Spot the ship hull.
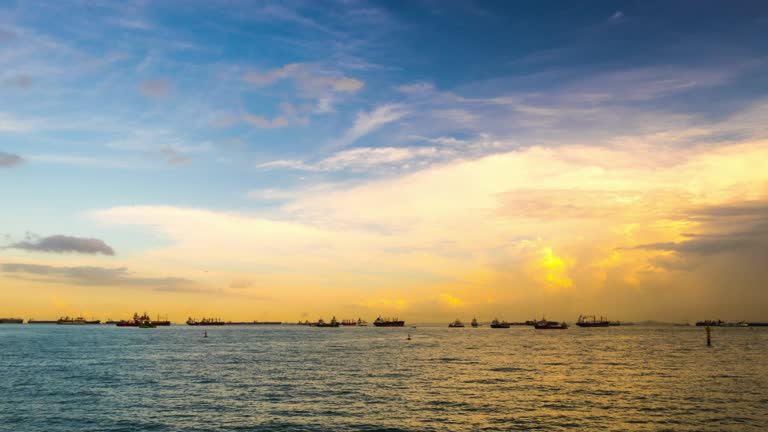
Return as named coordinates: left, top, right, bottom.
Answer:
left=534, top=325, right=568, bottom=330
left=576, top=322, right=610, bottom=327
left=373, top=322, right=405, bottom=327
left=0, top=319, right=23, bottom=324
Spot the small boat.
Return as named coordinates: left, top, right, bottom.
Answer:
left=534, top=317, right=568, bottom=330
left=448, top=319, right=465, bottom=328
left=315, top=316, right=340, bottom=328
left=471, top=318, right=478, bottom=328
left=490, top=319, right=510, bottom=329
left=357, top=318, right=368, bottom=326
left=373, top=316, right=405, bottom=327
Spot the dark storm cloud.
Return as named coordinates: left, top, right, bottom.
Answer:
left=0, top=152, right=23, bottom=167
left=8, top=234, right=115, bottom=255
left=624, top=201, right=768, bottom=259
left=0, top=263, right=193, bottom=290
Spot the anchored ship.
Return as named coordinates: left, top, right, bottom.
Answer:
left=490, top=318, right=510, bottom=329
left=314, top=317, right=340, bottom=327
left=187, top=317, right=225, bottom=326
left=448, top=319, right=465, bottom=328
left=534, top=317, right=568, bottom=330
left=373, top=316, right=405, bottom=327
left=117, top=313, right=169, bottom=327
left=0, top=318, right=23, bottom=324
left=576, top=315, right=611, bottom=327
left=57, top=316, right=100, bottom=325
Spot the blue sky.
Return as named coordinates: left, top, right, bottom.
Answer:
left=2, top=1, right=768, bottom=320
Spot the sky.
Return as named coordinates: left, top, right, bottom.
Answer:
left=1, top=0, right=768, bottom=323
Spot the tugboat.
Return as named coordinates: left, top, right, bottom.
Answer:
left=139, top=320, right=156, bottom=328
left=490, top=318, right=511, bottom=329
left=534, top=317, right=568, bottom=330
left=576, top=315, right=611, bottom=327
left=471, top=318, right=479, bottom=328
left=373, top=316, right=405, bottom=327
left=0, top=318, right=23, bottom=324
left=448, top=319, right=465, bottom=328
left=315, top=316, right=340, bottom=327
left=57, top=316, right=100, bottom=325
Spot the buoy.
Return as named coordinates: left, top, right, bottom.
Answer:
left=407, top=333, right=411, bottom=340
left=204, top=330, right=208, bottom=338
left=706, top=325, right=711, bottom=346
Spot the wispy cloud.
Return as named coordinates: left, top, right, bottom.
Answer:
left=259, top=146, right=446, bottom=173
left=0, top=151, right=23, bottom=167
left=5, top=234, right=115, bottom=255
left=1, top=263, right=192, bottom=290
left=140, top=79, right=172, bottom=99
left=331, top=104, right=408, bottom=149
left=608, top=11, right=626, bottom=23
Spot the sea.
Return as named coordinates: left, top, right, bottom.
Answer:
left=1, top=324, right=767, bottom=431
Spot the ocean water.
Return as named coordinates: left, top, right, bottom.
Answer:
left=1, top=325, right=767, bottom=431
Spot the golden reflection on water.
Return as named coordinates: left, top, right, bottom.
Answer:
left=0, top=325, right=766, bottom=430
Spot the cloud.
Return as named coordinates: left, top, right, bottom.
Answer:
left=160, top=147, right=191, bottom=166
left=0, top=113, right=31, bottom=132
left=244, top=63, right=364, bottom=93
left=397, top=82, right=435, bottom=94
left=258, top=146, right=447, bottom=172
left=140, top=79, right=172, bottom=99
left=626, top=202, right=768, bottom=256
left=6, top=75, right=33, bottom=89
left=0, top=28, right=16, bottom=42
left=1, top=263, right=192, bottom=290
left=331, top=104, right=408, bottom=148
left=0, top=152, right=23, bottom=167
left=608, top=11, right=625, bottom=23
left=243, top=63, right=364, bottom=115
left=332, top=77, right=365, bottom=92
left=246, top=188, right=298, bottom=201
left=7, top=234, right=115, bottom=255
left=243, top=113, right=289, bottom=128
left=243, top=63, right=304, bottom=86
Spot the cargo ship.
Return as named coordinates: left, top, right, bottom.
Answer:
left=57, top=316, right=100, bottom=325
left=314, top=317, right=340, bottom=327
left=576, top=315, right=611, bottom=327
left=187, top=317, right=225, bottom=326
left=534, top=318, right=568, bottom=330
left=373, top=316, right=405, bottom=327
left=28, top=319, right=58, bottom=324
left=490, top=318, right=510, bottom=328
left=0, top=318, right=23, bottom=324
left=117, top=313, right=169, bottom=327
left=448, top=319, right=465, bottom=328
left=341, top=319, right=358, bottom=326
